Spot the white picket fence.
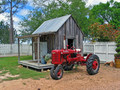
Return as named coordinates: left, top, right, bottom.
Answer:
left=0, top=44, right=32, bottom=57
left=83, top=42, right=116, bottom=63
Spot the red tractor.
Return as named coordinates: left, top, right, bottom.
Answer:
left=50, top=45, right=100, bottom=80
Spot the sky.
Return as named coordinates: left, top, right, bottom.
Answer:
left=0, top=0, right=120, bottom=34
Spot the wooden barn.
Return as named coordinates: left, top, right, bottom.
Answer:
left=17, top=14, right=84, bottom=70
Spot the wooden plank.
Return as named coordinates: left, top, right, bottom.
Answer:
left=66, top=18, right=69, bottom=36
left=17, top=34, right=40, bottom=39
left=19, top=60, right=53, bottom=69
left=32, top=37, right=33, bottom=60
left=18, top=38, right=20, bottom=63
left=70, top=17, right=73, bottom=36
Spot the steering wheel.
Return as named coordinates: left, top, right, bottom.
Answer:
left=70, top=46, right=76, bottom=50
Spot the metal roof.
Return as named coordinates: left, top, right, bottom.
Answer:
left=32, top=14, right=71, bottom=35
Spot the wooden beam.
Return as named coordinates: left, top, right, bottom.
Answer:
left=17, top=32, right=56, bottom=39
left=32, top=37, right=34, bottom=60
left=17, top=34, right=40, bottom=39
left=37, top=36, right=40, bottom=65
left=18, top=38, right=20, bottom=63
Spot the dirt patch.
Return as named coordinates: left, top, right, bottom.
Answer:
left=0, top=72, right=19, bottom=80
left=0, top=64, right=120, bottom=90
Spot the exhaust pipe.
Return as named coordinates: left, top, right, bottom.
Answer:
left=64, top=36, right=66, bottom=49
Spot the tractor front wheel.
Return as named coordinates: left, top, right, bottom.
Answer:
left=50, top=65, right=56, bottom=79
left=86, top=54, right=100, bottom=75
left=54, top=65, right=63, bottom=80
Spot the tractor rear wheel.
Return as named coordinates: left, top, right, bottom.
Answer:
left=54, top=65, right=63, bottom=80
left=63, top=64, right=74, bottom=71
left=50, top=65, right=56, bottom=79
left=86, top=54, right=100, bottom=75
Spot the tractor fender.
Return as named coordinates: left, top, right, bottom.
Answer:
left=86, top=53, right=93, bottom=61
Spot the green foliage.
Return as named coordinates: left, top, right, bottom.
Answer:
left=89, top=0, right=120, bottom=28
left=0, top=0, right=28, bottom=43
left=89, top=2, right=111, bottom=24
left=0, top=21, right=10, bottom=44
left=20, top=0, right=90, bottom=37
left=0, top=56, right=48, bottom=81
left=115, top=35, right=120, bottom=58
left=116, top=47, right=120, bottom=52
left=0, top=0, right=27, bottom=14
left=89, top=0, right=120, bottom=41
left=19, top=9, right=45, bottom=36
left=116, top=43, right=120, bottom=47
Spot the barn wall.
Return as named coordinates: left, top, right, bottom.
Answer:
left=47, top=34, right=55, bottom=53
left=55, top=16, right=83, bottom=54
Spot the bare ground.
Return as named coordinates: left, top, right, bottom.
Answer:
left=0, top=64, right=120, bottom=90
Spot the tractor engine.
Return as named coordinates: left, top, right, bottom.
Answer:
left=52, top=50, right=62, bottom=64
left=51, top=48, right=81, bottom=65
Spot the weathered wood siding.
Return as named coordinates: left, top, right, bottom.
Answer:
left=55, top=16, right=83, bottom=54
left=38, top=34, right=55, bottom=53
left=47, top=34, right=55, bottom=53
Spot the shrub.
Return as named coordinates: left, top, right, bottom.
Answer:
left=89, top=23, right=120, bottom=41
left=115, top=35, right=120, bottom=58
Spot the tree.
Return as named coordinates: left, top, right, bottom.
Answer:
left=110, top=1, right=120, bottom=28
left=20, top=9, right=45, bottom=36
left=20, top=0, right=90, bottom=36
left=44, top=0, right=90, bottom=35
left=89, top=0, right=120, bottom=28
left=0, top=21, right=10, bottom=44
left=0, top=0, right=27, bottom=44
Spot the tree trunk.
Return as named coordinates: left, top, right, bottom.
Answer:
left=10, top=0, right=14, bottom=44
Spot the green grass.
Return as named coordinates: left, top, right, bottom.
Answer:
left=0, top=56, right=49, bottom=81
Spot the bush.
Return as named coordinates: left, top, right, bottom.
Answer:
left=115, top=35, right=120, bottom=58
left=89, top=23, right=120, bottom=41
left=116, top=43, right=120, bottom=47
left=115, top=47, right=120, bottom=52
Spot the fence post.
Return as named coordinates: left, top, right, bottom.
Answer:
left=106, top=44, right=108, bottom=61
left=93, top=44, right=95, bottom=54
left=18, top=38, right=20, bottom=63
left=10, top=44, right=13, bottom=55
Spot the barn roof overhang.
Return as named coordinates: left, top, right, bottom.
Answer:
left=17, top=34, right=40, bottom=39
left=17, top=31, right=56, bottom=39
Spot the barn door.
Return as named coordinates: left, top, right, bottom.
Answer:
left=67, top=38, right=76, bottom=49
left=68, top=39, right=73, bottom=49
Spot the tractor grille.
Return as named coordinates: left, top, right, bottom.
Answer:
left=52, top=53, right=59, bottom=62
